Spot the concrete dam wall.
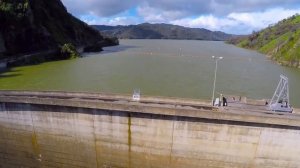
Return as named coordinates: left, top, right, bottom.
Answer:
left=0, top=91, right=300, bottom=168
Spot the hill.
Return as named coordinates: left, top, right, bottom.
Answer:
left=0, top=0, right=118, bottom=61
left=228, top=14, right=300, bottom=68
left=93, top=23, right=234, bottom=41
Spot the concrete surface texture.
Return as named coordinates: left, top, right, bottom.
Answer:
left=0, top=91, right=300, bottom=168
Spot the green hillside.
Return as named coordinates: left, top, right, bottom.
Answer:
left=228, top=14, right=300, bottom=68
left=0, top=0, right=118, bottom=61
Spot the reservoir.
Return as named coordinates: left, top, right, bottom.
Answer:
left=0, top=40, right=299, bottom=107
left=1, top=40, right=300, bottom=168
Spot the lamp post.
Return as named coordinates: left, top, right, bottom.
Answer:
left=211, top=56, right=223, bottom=106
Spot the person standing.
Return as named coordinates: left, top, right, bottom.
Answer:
left=223, top=97, right=228, bottom=106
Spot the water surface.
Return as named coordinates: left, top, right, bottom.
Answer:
left=0, top=40, right=299, bottom=106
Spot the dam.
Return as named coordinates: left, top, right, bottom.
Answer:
left=0, top=90, right=300, bottom=168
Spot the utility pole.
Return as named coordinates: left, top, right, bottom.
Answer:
left=211, top=56, right=223, bottom=106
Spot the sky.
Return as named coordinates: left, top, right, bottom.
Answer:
left=61, top=0, right=300, bottom=35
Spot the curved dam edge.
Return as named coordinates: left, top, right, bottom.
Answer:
left=0, top=90, right=300, bottom=129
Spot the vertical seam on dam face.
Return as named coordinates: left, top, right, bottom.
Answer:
left=28, top=104, right=41, bottom=166
left=0, top=103, right=8, bottom=165
left=128, top=113, right=132, bottom=168
left=169, top=116, right=175, bottom=165
left=250, top=128, right=263, bottom=167
left=93, top=109, right=99, bottom=168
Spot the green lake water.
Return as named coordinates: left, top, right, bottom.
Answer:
left=0, top=40, right=299, bottom=107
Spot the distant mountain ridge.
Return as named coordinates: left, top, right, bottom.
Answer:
left=228, top=14, right=300, bottom=68
left=92, top=23, right=235, bottom=41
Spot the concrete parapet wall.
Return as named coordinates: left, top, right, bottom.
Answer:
left=0, top=91, right=299, bottom=128
left=0, top=91, right=300, bottom=167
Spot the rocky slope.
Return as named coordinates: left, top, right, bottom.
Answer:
left=228, top=14, right=300, bottom=68
left=93, top=23, right=235, bottom=41
left=0, top=0, right=118, bottom=60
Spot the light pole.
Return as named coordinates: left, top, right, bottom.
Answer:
left=211, top=56, right=223, bottom=106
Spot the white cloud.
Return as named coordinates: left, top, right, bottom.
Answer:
left=62, top=0, right=137, bottom=16
left=137, top=5, right=187, bottom=23
left=107, top=17, right=139, bottom=25
left=228, top=8, right=300, bottom=30
left=62, top=0, right=300, bottom=18
left=170, top=8, right=300, bottom=34
left=61, top=0, right=300, bottom=34
left=80, top=15, right=139, bottom=26
left=137, top=6, right=166, bottom=23
left=171, top=15, right=237, bottom=30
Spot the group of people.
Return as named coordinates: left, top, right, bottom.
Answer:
left=214, top=96, right=228, bottom=107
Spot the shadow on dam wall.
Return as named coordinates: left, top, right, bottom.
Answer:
left=1, top=102, right=300, bottom=168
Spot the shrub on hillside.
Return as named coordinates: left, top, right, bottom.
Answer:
left=60, top=43, right=80, bottom=59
